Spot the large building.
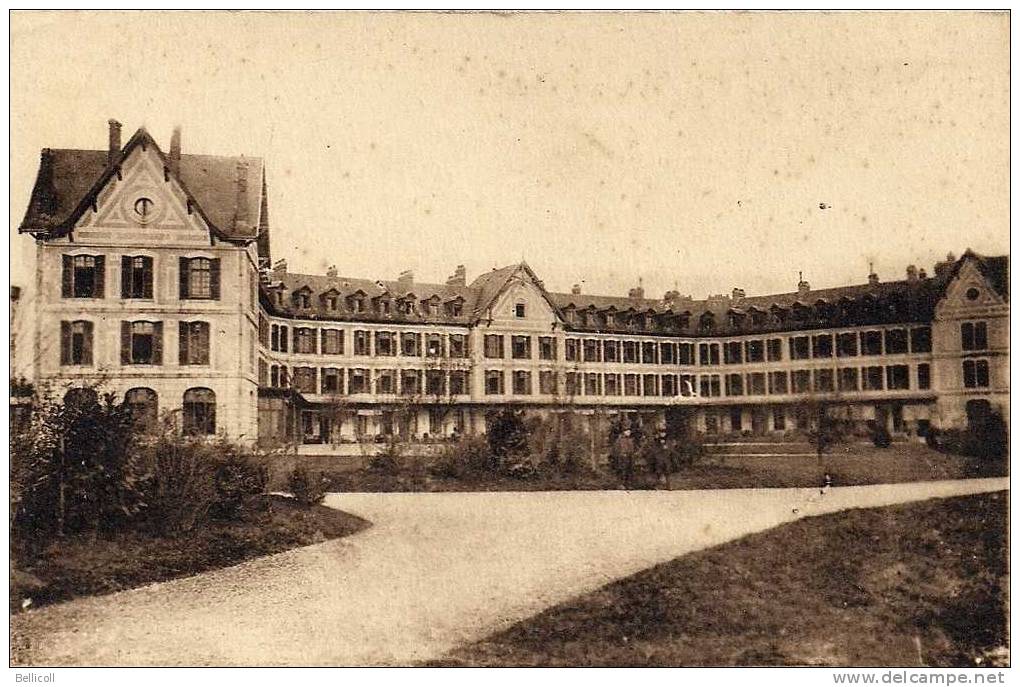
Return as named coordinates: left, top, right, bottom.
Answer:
left=18, top=122, right=1009, bottom=448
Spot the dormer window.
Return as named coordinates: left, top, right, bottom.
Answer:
left=375, top=296, right=391, bottom=315
left=446, top=298, right=464, bottom=317
left=699, top=312, right=715, bottom=333
left=322, top=290, right=340, bottom=311
left=515, top=302, right=526, bottom=318
left=294, top=292, right=311, bottom=309
left=347, top=293, right=366, bottom=313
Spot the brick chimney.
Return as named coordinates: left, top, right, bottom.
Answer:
left=628, top=279, right=645, bottom=300
left=918, top=268, right=927, bottom=280
left=906, top=264, right=918, bottom=282
left=571, top=283, right=582, bottom=295
left=233, top=159, right=250, bottom=232
left=397, top=270, right=414, bottom=288
left=107, top=119, right=122, bottom=165
left=169, top=126, right=182, bottom=175
left=732, top=287, right=746, bottom=300
left=797, top=271, right=810, bottom=295
left=446, top=265, right=466, bottom=286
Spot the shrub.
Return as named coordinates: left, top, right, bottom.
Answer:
left=210, top=444, right=269, bottom=520
left=135, top=430, right=217, bottom=535
left=868, top=421, right=892, bottom=448
left=288, top=467, right=331, bottom=505
left=486, top=408, right=528, bottom=464
left=429, top=435, right=495, bottom=479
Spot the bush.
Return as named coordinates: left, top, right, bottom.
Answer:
left=486, top=408, right=528, bottom=464
left=429, top=435, right=495, bottom=479
left=868, top=421, right=892, bottom=448
left=209, top=444, right=269, bottom=520
left=288, top=467, right=331, bottom=505
left=135, top=430, right=217, bottom=535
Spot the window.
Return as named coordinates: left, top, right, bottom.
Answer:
left=861, top=331, right=883, bottom=356
left=768, top=371, right=788, bottom=395
left=513, top=336, right=533, bottom=360
left=513, top=371, right=533, bottom=395
left=773, top=408, right=786, bottom=431
left=354, top=330, right=370, bottom=355
left=295, top=327, right=317, bottom=354
left=182, top=388, right=216, bottom=435
left=322, top=329, right=344, bottom=355
left=963, top=359, right=990, bottom=388
left=539, top=336, right=557, bottom=361
left=812, top=334, right=833, bottom=358
left=724, top=341, right=743, bottom=364
left=121, top=256, right=154, bottom=299
left=961, top=322, right=988, bottom=351
left=124, top=388, right=158, bottom=429
left=179, top=257, right=220, bottom=300
left=400, top=369, right=421, bottom=395
left=323, top=292, right=339, bottom=311
left=885, top=329, right=908, bottom=355
left=789, top=336, right=810, bottom=360
left=60, top=320, right=93, bottom=365
left=539, top=370, right=558, bottom=394
left=62, top=254, right=105, bottom=298
left=270, top=324, right=279, bottom=351
left=838, top=367, right=859, bottom=392
left=426, top=369, right=445, bottom=395
left=401, top=332, right=420, bottom=357
left=917, top=364, right=931, bottom=390
left=179, top=321, right=210, bottom=365
left=122, top=321, right=163, bottom=365
left=642, top=374, right=659, bottom=396
left=678, top=343, right=695, bottom=365
left=910, top=327, right=932, bottom=353
left=565, top=372, right=579, bottom=396
left=624, top=374, right=640, bottom=396
left=348, top=368, right=369, bottom=394
left=660, top=375, right=677, bottom=397
left=748, top=372, right=766, bottom=395
left=814, top=368, right=835, bottom=392
left=295, top=291, right=311, bottom=309
left=604, top=373, right=621, bottom=396
left=641, top=342, right=658, bottom=364
left=485, top=370, right=504, bottom=395
left=836, top=332, right=858, bottom=357
left=375, top=331, right=396, bottom=356
left=766, top=338, right=783, bottom=362
left=863, top=366, right=884, bottom=391
left=622, top=341, right=639, bottom=363
left=580, top=339, right=599, bottom=362
left=425, top=334, right=444, bottom=358
left=745, top=340, right=764, bottom=363
left=279, top=325, right=289, bottom=352
left=321, top=368, right=343, bottom=394
left=375, top=369, right=396, bottom=394
left=660, top=342, right=677, bottom=365
left=792, top=370, right=811, bottom=394
left=584, top=372, right=601, bottom=396
left=515, top=303, right=526, bottom=318
left=449, top=370, right=468, bottom=395
left=447, top=299, right=464, bottom=317
left=699, top=343, right=720, bottom=365
left=699, top=374, right=721, bottom=397
left=449, top=334, right=468, bottom=358
left=725, top=373, right=744, bottom=396
left=565, top=338, right=580, bottom=362
left=293, top=367, right=317, bottom=393
left=349, top=294, right=366, bottom=313
left=258, top=359, right=268, bottom=386
left=886, top=365, right=910, bottom=390
left=484, top=334, right=505, bottom=359
left=680, top=374, right=696, bottom=397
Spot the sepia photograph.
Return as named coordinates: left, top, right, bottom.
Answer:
left=7, top=9, right=1010, bottom=676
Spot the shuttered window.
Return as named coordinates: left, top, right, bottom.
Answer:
left=179, top=321, right=210, bottom=365
left=121, top=256, right=154, bottom=299
left=62, top=255, right=105, bottom=298
left=179, top=257, right=220, bottom=300
left=121, top=321, right=163, bottom=365
left=60, top=320, right=94, bottom=365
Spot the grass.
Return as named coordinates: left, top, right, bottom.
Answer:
left=436, top=492, right=1009, bottom=667
left=10, top=495, right=370, bottom=611
left=318, top=443, right=983, bottom=493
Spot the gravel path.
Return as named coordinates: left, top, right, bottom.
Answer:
left=11, top=477, right=1007, bottom=666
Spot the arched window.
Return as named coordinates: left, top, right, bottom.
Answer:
left=125, top=387, right=158, bottom=429
left=63, top=387, right=98, bottom=408
left=182, top=387, right=216, bottom=435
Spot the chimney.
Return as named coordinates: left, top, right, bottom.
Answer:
left=571, top=283, right=582, bottom=295
left=326, top=265, right=338, bottom=278
left=107, top=119, right=122, bottom=165
left=918, top=268, right=927, bottom=280
left=906, top=264, right=918, bottom=282
left=797, top=271, right=810, bottom=295
left=397, top=270, right=414, bottom=288
left=628, top=278, right=645, bottom=300
left=233, top=159, right=250, bottom=232
left=446, top=265, right=466, bottom=286
left=868, top=272, right=879, bottom=286
left=272, top=258, right=287, bottom=274
left=732, top=287, right=746, bottom=300
left=169, top=126, right=182, bottom=175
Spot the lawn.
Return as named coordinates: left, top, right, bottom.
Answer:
left=317, top=443, right=983, bottom=493
left=436, top=491, right=1009, bottom=667
left=10, top=495, right=370, bottom=611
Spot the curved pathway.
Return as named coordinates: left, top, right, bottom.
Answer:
left=11, top=478, right=1007, bottom=666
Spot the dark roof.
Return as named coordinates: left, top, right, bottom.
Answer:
left=18, top=127, right=264, bottom=241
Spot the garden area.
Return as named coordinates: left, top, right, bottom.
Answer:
left=10, top=390, right=368, bottom=612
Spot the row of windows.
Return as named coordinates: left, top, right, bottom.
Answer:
left=260, top=363, right=471, bottom=396
left=264, top=322, right=470, bottom=358
left=61, top=255, right=221, bottom=300
left=59, top=320, right=211, bottom=366
left=64, top=386, right=216, bottom=435
left=276, top=289, right=466, bottom=318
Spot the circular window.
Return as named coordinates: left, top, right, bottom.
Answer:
left=133, top=197, right=155, bottom=221
left=966, top=287, right=981, bottom=301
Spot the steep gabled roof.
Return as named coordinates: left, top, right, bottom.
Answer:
left=18, top=126, right=265, bottom=242
left=468, top=262, right=564, bottom=321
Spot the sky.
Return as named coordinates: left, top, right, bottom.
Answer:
left=9, top=11, right=1010, bottom=303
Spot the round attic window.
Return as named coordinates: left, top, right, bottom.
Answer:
left=133, top=197, right=156, bottom=223
left=966, top=287, right=981, bottom=301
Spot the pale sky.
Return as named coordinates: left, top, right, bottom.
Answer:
left=10, top=11, right=1010, bottom=302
